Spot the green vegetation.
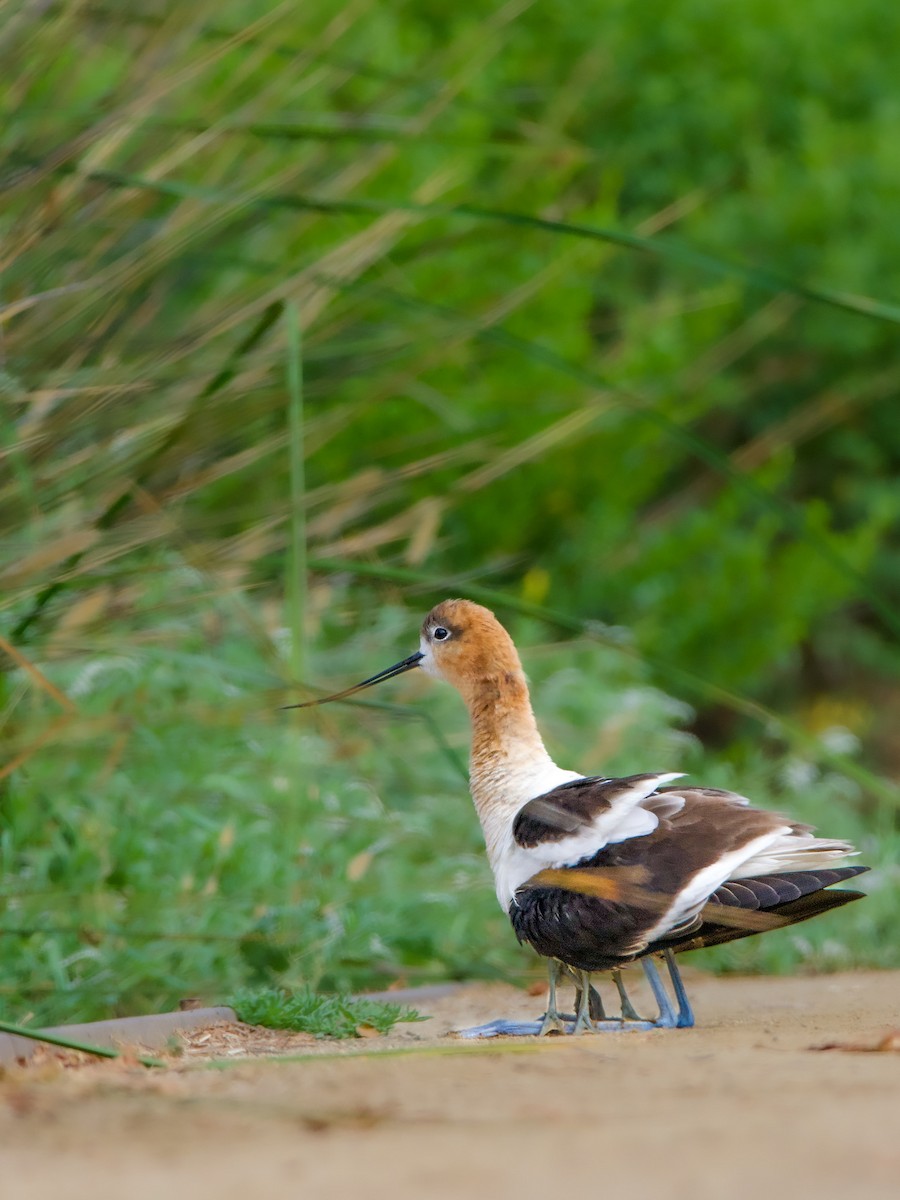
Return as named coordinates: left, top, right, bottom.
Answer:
left=2, top=1, right=898, bottom=1025
left=230, top=986, right=423, bottom=1038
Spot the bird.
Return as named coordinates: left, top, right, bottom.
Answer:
left=287, top=598, right=869, bottom=1036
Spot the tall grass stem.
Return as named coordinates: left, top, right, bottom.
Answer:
left=286, top=301, right=307, bottom=684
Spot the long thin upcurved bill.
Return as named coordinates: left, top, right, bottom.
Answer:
left=282, top=651, right=424, bottom=709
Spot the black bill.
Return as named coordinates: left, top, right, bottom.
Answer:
left=282, top=651, right=424, bottom=709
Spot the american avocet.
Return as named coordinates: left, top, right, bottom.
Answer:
left=288, top=599, right=868, bottom=1036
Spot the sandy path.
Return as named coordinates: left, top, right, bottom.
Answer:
left=2, top=970, right=898, bottom=1200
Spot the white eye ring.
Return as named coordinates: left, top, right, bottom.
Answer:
left=432, top=626, right=450, bottom=641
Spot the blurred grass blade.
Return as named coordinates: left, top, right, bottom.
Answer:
left=286, top=301, right=307, bottom=682
left=0, top=1017, right=164, bottom=1068
left=0, top=634, right=76, bottom=712
left=64, top=170, right=900, bottom=325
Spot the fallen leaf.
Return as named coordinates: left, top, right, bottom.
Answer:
left=812, top=1029, right=900, bottom=1053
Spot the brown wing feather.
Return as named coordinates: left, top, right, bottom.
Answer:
left=513, top=774, right=676, bottom=847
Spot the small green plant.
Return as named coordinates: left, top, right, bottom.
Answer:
left=229, top=986, right=425, bottom=1039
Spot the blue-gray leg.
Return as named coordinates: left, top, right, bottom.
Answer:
left=641, top=956, right=679, bottom=1028
left=640, top=952, right=695, bottom=1029
left=664, top=947, right=695, bottom=1028
left=456, top=1017, right=553, bottom=1039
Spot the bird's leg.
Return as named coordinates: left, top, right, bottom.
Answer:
left=538, top=959, right=568, bottom=1035
left=613, top=968, right=643, bottom=1021
left=456, top=1014, right=554, bottom=1038
left=663, top=948, right=695, bottom=1029
left=454, top=962, right=661, bottom=1038
left=641, top=956, right=678, bottom=1028
left=455, top=959, right=571, bottom=1038
left=571, top=970, right=600, bottom=1034
left=573, top=976, right=606, bottom=1023
left=562, top=964, right=605, bottom=1021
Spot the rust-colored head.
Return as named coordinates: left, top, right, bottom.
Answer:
left=417, top=599, right=526, bottom=706
left=283, top=598, right=527, bottom=713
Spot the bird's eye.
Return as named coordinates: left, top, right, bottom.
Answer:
left=432, top=626, right=450, bottom=641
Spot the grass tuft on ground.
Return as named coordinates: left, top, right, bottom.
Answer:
left=229, top=986, right=424, bottom=1039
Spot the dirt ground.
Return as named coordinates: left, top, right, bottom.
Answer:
left=2, top=969, right=898, bottom=1200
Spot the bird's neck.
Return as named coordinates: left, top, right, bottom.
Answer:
left=461, top=671, right=578, bottom=869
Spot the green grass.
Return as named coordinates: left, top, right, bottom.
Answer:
left=229, top=986, right=423, bottom=1038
